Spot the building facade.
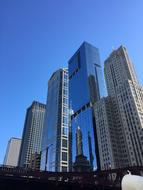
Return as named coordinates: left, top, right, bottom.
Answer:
left=3, top=138, right=21, bottom=167
left=18, top=101, right=46, bottom=169
left=68, top=42, right=105, bottom=171
left=29, top=152, right=41, bottom=170
left=95, top=46, right=143, bottom=170
left=94, top=97, right=125, bottom=170
left=40, top=68, right=69, bottom=172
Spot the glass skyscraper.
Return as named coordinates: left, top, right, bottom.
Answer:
left=40, top=68, right=69, bottom=172
left=68, top=42, right=104, bottom=171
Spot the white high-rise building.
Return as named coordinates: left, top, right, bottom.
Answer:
left=3, top=138, right=21, bottom=167
left=95, top=46, right=143, bottom=170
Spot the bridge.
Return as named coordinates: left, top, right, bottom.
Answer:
left=0, top=165, right=143, bottom=190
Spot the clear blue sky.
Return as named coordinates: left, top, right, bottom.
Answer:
left=0, top=0, right=143, bottom=164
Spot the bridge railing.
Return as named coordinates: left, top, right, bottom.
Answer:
left=0, top=165, right=143, bottom=188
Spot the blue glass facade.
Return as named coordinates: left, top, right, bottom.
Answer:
left=69, top=42, right=104, bottom=170
left=40, top=69, right=69, bottom=172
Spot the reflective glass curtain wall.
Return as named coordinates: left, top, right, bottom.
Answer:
left=40, top=69, right=69, bottom=172
left=68, top=42, right=104, bottom=171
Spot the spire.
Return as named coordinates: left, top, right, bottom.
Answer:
left=76, top=125, right=83, bottom=156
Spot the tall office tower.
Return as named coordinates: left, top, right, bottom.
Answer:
left=18, top=101, right=46, bottom=169
left=40, top=68, right=69, bottom=172
left=3, top=137, right=21, bottom=167
left=68, top=42, right=105, bottom=171
left=94, top=97, right=124, bottom=170
left=102, top=45, right=143, bottom=168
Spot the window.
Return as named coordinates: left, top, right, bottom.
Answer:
left=64, top=75, right=68, bottom=80
left=63, top=98, right=68, bottom=105
left=63, top=107, right=68, bottom=114
left=63, top=89, right=68, bottom=96
left=63, top=82, right=68, bottom=87
left=62, top=127, right=68, bottom=135
left=62, top=139, right=67, bottom=148
left=62, top=166, right=67, bottom=172
left=63, top=116, right=68, bottom=124
left=62, top=152, right=67, bottom=161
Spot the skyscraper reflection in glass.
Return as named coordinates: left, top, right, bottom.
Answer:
left=68, top=42, right=105, bottom=171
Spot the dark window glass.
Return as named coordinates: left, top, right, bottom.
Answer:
left=62, top=152, right=67, bottom=161
left=62, top=139, right=67, bottom=148
left=62, top=166, right=67, bottom=172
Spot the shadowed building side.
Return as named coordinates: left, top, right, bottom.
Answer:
left=18, top=101, right=46, bottom=169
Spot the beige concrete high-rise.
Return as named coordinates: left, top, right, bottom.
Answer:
left=94, top=97, right=126, bottom=170
left=95, top=46, right=143, bottom=170
left=104, top=46, right=139, bottom=96
left=3, top=138, right=21, bottom=167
